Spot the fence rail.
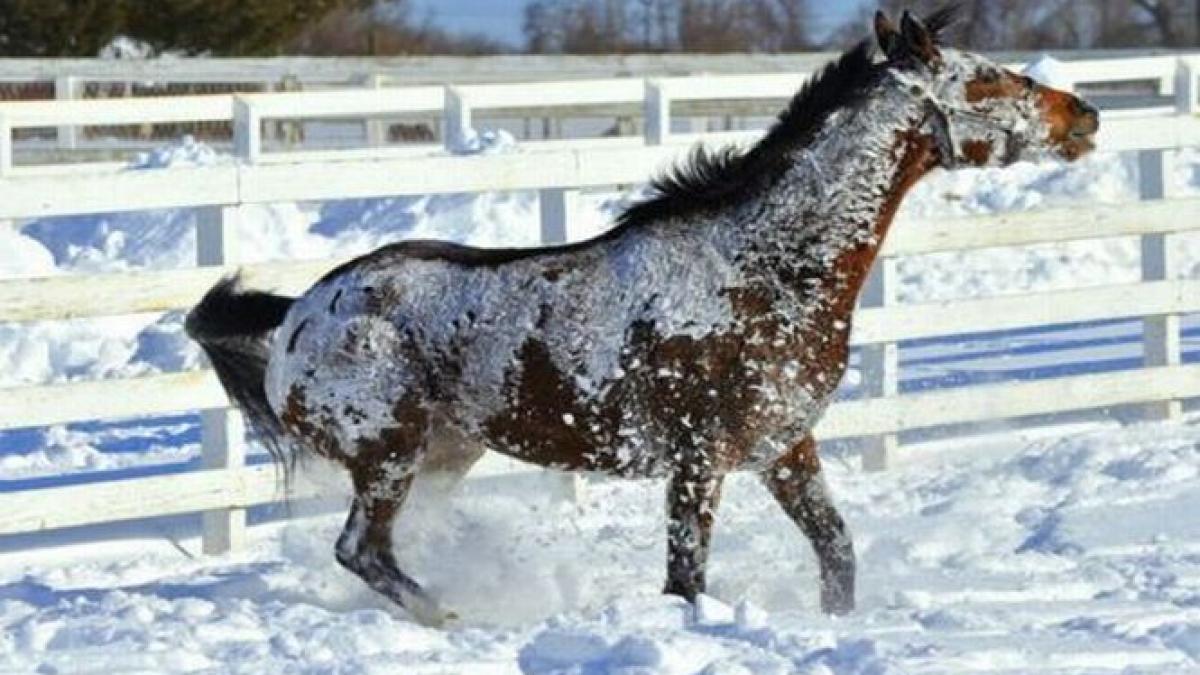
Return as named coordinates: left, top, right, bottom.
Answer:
left=0, top=51, right=1180, bottom=86
left=1, top=54, right=1199, bottom=551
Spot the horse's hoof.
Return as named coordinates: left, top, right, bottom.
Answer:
left=662, top=581, right=699, bottom=602
left=406, top=596, right=458, bottom=628
left=820, top=595, right=854, bottom=616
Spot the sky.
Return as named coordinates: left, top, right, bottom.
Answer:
left=411, top=0, right=875, bottom=48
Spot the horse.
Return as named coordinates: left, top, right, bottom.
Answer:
left=186, top=8, right=1099, bottom=626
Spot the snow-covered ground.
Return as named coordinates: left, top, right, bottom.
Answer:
left=1, top=119, right=1199, bottom=672
left=2, top=419, right=1198, bottom=672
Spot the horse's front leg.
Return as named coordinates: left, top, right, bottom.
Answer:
left=663, top=464, right=725, bottom=600
left=760, top=435, right=855, bottom=614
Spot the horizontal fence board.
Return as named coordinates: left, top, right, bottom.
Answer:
left=238, top=143, right=680, bottom=203
left=3, top=94, right=235, bottom=127
left=0, top=165, right=238, bottom=219
left=0, top=370, right=227, bottom=430
left=244, top=87, right=444, bottom=119
left=1051, top=54, right=1179, bottom=87
left=886, top=197, right=1200, bottom=255
left=661, top=73, right=806, bottom=100
left=459, top=78, right=644, bottom=109
left=853, top=279, right=1200, bottom=345
left=257, top=144, right=441, bottom=165
left=0, top=258, right=343, bottom=323
left=257, top=136, right=647, bottom=166
left=815, top=364, right=1200, bottom=439
left=1097, top=114, right=1200, bottom=151
left=0, top=465, right=321, bottom=536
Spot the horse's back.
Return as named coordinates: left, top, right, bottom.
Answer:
left=262, top=240, right=600, bottom=459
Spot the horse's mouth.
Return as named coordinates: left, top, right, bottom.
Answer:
left=1058, top=129, right=1097, bottom=161
left=1063, top=114, right=1099, bottom=159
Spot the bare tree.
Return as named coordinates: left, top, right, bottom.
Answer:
left=523, top=0, right=815, bottom=53
left=291, top=0, right=503, bottom=55
left=832, top=0, right=1196, bottom=51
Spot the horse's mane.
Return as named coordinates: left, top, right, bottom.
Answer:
left=616, top=5, right=959, bottom=230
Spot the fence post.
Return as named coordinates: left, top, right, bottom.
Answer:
left=444, top=87, right=471, bottom=151
left=859, top=258, right=899, bottom=470
left=1137, top=78, right=1184, bottom=421
left=232, top=96, right=261, bottom=163
left=54, top=76, right=79, bottom=150
left=1135, top=57, right=1192, bottom=421
left=195, top=94, right=258, bottom=554
left=360, top=73, right=388, bottom=147
left=644, top=80, right=671, bottom=145
left=277, top=75, right=304, bottom=149
left=1176, top=57, right=1198, bottom=115
left=0, top=114, right=11, bottom=177
left=539, top=188, right=576, bottom=245
left=196, top=204, right=248, bottom=554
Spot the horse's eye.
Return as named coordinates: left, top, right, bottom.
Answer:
left=1021, top=75, right=1035, bottom=88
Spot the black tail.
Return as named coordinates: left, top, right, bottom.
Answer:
left=186, top=275, right=296, bottom=482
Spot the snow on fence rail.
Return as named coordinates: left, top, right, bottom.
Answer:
left=1, top=55, right=1199, bottom=552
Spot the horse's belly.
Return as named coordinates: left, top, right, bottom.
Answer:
left=474, top=369, right=673, bottom=478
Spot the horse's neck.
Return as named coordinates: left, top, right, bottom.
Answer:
left=735, top=90, right=937, bottom=313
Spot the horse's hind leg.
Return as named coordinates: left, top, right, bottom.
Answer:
left=663, top=466, right=725, bottom=601
left=336, top=455, right=454, bottom=626
left=759, top=435, right=855, bottom=615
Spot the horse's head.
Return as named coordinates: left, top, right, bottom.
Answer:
left=874, top=8, right=1099, bottom=168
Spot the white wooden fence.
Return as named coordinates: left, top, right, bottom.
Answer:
left=1, top=54, right=1199, bottom=553
left=7, top=50, right=1172, bottom=91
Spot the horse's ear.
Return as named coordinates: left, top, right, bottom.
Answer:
left=900, top=10, right=942, bottom=66
left=874, top=11, right=903, bottom=61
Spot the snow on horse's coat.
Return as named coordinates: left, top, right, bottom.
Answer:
left=188, top=8, right=1099, bottom=625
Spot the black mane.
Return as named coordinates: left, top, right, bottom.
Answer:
left=616, top=5, right=959, bottom=229
left=615, top=40, right=879, bottom=229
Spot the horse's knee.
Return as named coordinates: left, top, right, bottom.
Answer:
left=334, top=502, right=370, bottom=571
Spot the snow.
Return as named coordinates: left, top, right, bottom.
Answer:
left=2, top=421, right=1198, bottom=671
left=97, top=36, right=157, bottom=61
left=1023, top=55, right=1072, bottom=89
left=1, top=59, right=1199, bottom=671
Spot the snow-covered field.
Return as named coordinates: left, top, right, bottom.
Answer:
left=2, top=420, right=1198, bottom=673
left=1, top=123, right=1198, bottom=672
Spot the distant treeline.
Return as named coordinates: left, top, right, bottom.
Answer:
left=0, top=0, right=1196, bottom=57
left=525, top=0, right=1200, bottom=52
left=0, top=0, right=500, bottom=57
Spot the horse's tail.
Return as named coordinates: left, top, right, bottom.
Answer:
left=186, top=275, right=296, bottom=479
